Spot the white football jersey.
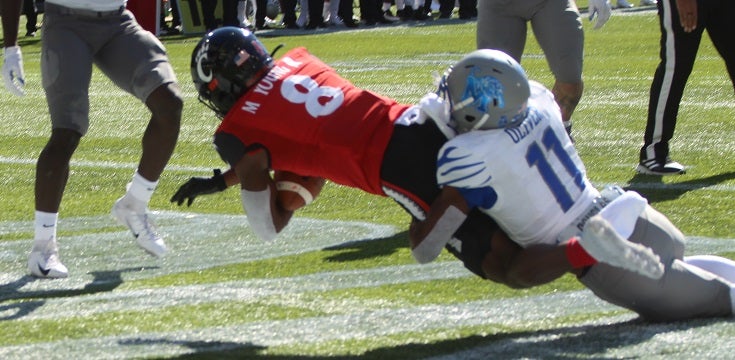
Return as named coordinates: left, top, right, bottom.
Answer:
left=437, top=81, right=599, bottom=247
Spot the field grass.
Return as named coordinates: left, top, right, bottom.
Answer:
left=1, top=6, right=734, bottom=359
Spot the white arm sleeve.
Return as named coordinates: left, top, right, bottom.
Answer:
left=412, top=206, right=467, bottom=264
left=241, top=188, right=278, bottom=242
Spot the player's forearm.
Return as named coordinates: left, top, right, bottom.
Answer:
left=1, top=0, right=22, bottom=47
left=504, top=244, right=573, bottom=288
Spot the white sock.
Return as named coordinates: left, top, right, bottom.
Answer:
left=128, top=171, right=157, bottom=202
left=382, top=2, right=391, bottom=11
left=34, top=211, right=58, bottom=246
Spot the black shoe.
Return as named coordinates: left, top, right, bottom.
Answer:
left=413, top=10, right=430, bottom=21
left=284, top=22, right=300, bottom=29
left=377, top=15, right=394, bottom=24
left=257, top=24, right=274, bottom=31
left=439, top=12, right=452, bottom=19
left=384, top=10, right=399, bottom=21
left=397, top=8, right=413, bottom=20
left=25, top=31, right=36, bottom=37
left=305, top=21, right=327, bottom=30
left=636, top=158, right=686, bottom=175
left=343, top=19, right=359, bottom=28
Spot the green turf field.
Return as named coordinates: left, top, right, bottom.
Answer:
left=1, top=6, right=734, bottom=359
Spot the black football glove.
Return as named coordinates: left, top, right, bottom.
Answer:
left=170, top=169, right=228, bottom=207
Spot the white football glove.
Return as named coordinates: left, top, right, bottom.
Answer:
left=588, top=0, right=612, bottom=30
left=3, top=46, right=26, bottom=96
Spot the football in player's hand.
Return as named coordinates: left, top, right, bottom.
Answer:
left=274, top=170, right=326, bottom=211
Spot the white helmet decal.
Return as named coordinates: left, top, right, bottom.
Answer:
left=195, top=42, right=213, bottom=83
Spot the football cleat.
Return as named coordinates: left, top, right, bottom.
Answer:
left=28, top=240, right=68, bottom=278
left=616, top=0, right=633, bottom=8
left=640, top=0, right=657, bottom=5
left=580, top=215, right=664, bottom=280
left=636, top=158, right=685, bottom=176
left=112, top=198, right=167, bottom=257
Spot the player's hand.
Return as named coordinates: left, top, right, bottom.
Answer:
left=588, top=0, right=612, bottom=30
left=3, top=46, right=26, bottom=96
left=170, top=169, right=228, bottom=206
left=676, top=0, right=697, bottom=32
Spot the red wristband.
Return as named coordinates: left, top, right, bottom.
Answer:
left=565, top=237, right=597, bottom=268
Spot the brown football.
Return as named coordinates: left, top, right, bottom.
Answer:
left=273, top=170, right=326, bottom=211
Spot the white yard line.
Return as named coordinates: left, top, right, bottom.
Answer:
left=1, top=213, right=734, bottom=359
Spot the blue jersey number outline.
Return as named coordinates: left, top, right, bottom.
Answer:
left=525, top=127, right=585, bottom=212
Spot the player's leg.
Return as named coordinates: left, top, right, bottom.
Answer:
left=703, top=0, right=735, bottom=93
left=580, top=206, right=733, bottom=321
left=684, top=255, right=735, bottom=283
left=30, top=7, right=96, bottom=278
left=476, top=0, right=528, bottom=60
left=638, top=0, right=702, bottom=175
left=531, top=0, right=583, bottom=134
left=95, top=11, right=182, bottom=257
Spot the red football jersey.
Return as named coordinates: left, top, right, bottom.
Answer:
left=215, top=47, right=411, bottom=195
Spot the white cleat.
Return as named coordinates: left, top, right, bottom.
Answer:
left=580, top=215, right=664, bottom=279
left=112, top=198, right=167, bottom=258
left=616, top=0, right=634, bottom=8
left=28, top=241, right=69, bottom=279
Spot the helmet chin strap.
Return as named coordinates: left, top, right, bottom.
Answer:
left=270, top=44, right=285, bottom=58
left=472, top=114, right=490, bottom=130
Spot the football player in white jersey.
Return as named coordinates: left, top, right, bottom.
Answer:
left=28, top=0, right=183, bottom=279
left=410, top=49, right=735, bottom=322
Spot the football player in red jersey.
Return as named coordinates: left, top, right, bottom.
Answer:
left=174, top=29, right=735, bottom=323
left=172, top=27, right=466, bottom=242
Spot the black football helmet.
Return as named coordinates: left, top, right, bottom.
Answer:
left=191, top=27, right=275, bottom=117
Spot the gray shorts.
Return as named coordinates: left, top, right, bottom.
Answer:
left=477, top=0, right=583, bottom=83
left=579, top=205, right=732, bottom=321
left=41, top=3, right=178, bottom=135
